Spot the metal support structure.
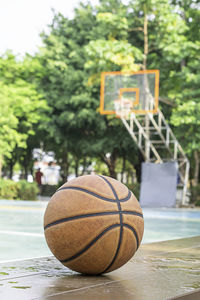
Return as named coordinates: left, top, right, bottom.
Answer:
left=119, top=108, right=190, bottom=206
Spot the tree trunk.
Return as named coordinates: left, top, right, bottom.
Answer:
left=20, top=147, right=33, bottom=181
left=30, top=165, right=34, bottom=177
left=143, top=5, right=151, bottom=160
left=100, top=150, right=118, bottom=179
left=0, top=155, right=3, bottom=178
left=81, top=157, right=87, bottom=176
left=9, top=160, right=14, bottom=179
left=180, top=8, right=186, bottom=70
left=20, top=159, right=28, bottom=180
left=60, top=152, right=69, bottom=183
left=74, top=157, right=79, bottom=177
left=121, top=154, right=126, bottom=183
left=143, top=5, right=148, bottom=70
left=108, top=162, right=117, bottom=179
left=194, top=150, right=200, bottom=186
left=24, top=164, right=28, bottom=180
left=134, top=151, right=144, bottom=183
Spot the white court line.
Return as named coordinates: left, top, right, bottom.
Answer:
left=165, top=243, right=200, bottom=253
left=0, top=230, right=44, bottom=237
left=0, top=205, right=45, bottom=210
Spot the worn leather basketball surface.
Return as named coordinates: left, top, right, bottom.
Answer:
left=44, top=175, right=144, bottom=275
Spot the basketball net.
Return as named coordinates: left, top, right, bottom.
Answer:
left=114, top=98, right=133, bottom=119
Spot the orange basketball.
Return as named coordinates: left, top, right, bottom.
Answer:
left=44, top=175, right=144, bottom=274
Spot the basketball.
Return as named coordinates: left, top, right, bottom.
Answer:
left=44, top=175, right=144, bottom=275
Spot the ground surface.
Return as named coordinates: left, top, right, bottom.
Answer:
left=0, top=236, right=200, bottom=300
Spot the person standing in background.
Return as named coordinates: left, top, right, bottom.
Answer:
left=35, top=168, right=43, bottom=194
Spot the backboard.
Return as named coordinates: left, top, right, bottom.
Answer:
left=100, top=70, right=159, bottom=115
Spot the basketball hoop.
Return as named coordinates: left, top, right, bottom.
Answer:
left=100, top=70, right=159, bottom=116
left=114, top=98, right=132, bottom=119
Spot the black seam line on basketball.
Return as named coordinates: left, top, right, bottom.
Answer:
left=59, top=224, right=120, bottom=263
left=102, top=224, right=123, bottom=274
left=122, top=211, right=143, bottom=218
left=56, top=186, right=131, bottom=203
left=123, top=223, right=139, bottom=249
left=98, top=175, right=124, bottom=273
left=44, top=210, right=143, bottom=230
left=98, top=175, right=121, bottom=210
left=97, top=176, right=123, bottom=234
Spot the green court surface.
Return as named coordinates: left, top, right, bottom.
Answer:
left=0, top=200, right=50, bottom=262
left=0, top=200, right=200, bottom=262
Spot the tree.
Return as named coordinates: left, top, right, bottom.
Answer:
left=37, top=2, right=142, bottom=179
left=168, top=1, right=200, bottom=186
left=36, top=0, right=200, bottom=184
left=0, top=52, right=48, bottom=178
left=125, top=0, right=200, bottom=186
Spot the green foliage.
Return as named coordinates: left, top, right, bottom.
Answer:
left=85, top=39, right=142, bottom=73
left=97, top=12, right=128, bottom=39
left=0, top=180, right=38, bottom=200
left=0, top=83, right=23, bottom=158
left=190, top=183, right=200, bottom=206
left=195, top=200, right=200, bottom=207
left=126, top=183, right=141, bottom=201
left=0, top=52, right=49, bottom=175
left=17, top=180, right=39, bottom=200
left=169, top=41, right=200, bottom=157
left=93, top=158, right=109, bottom=175
left=171, top=101, right=200, bottom=154
left=0, top=179, right=19, bottom=200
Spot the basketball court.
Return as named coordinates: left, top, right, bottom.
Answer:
left=0, top=200, right=199, bottom=262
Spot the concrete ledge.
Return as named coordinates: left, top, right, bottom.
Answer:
left=0, top=236, right=200, bottom=300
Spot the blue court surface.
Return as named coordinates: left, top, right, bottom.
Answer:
left=0, top=200, right=200, bottom=262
